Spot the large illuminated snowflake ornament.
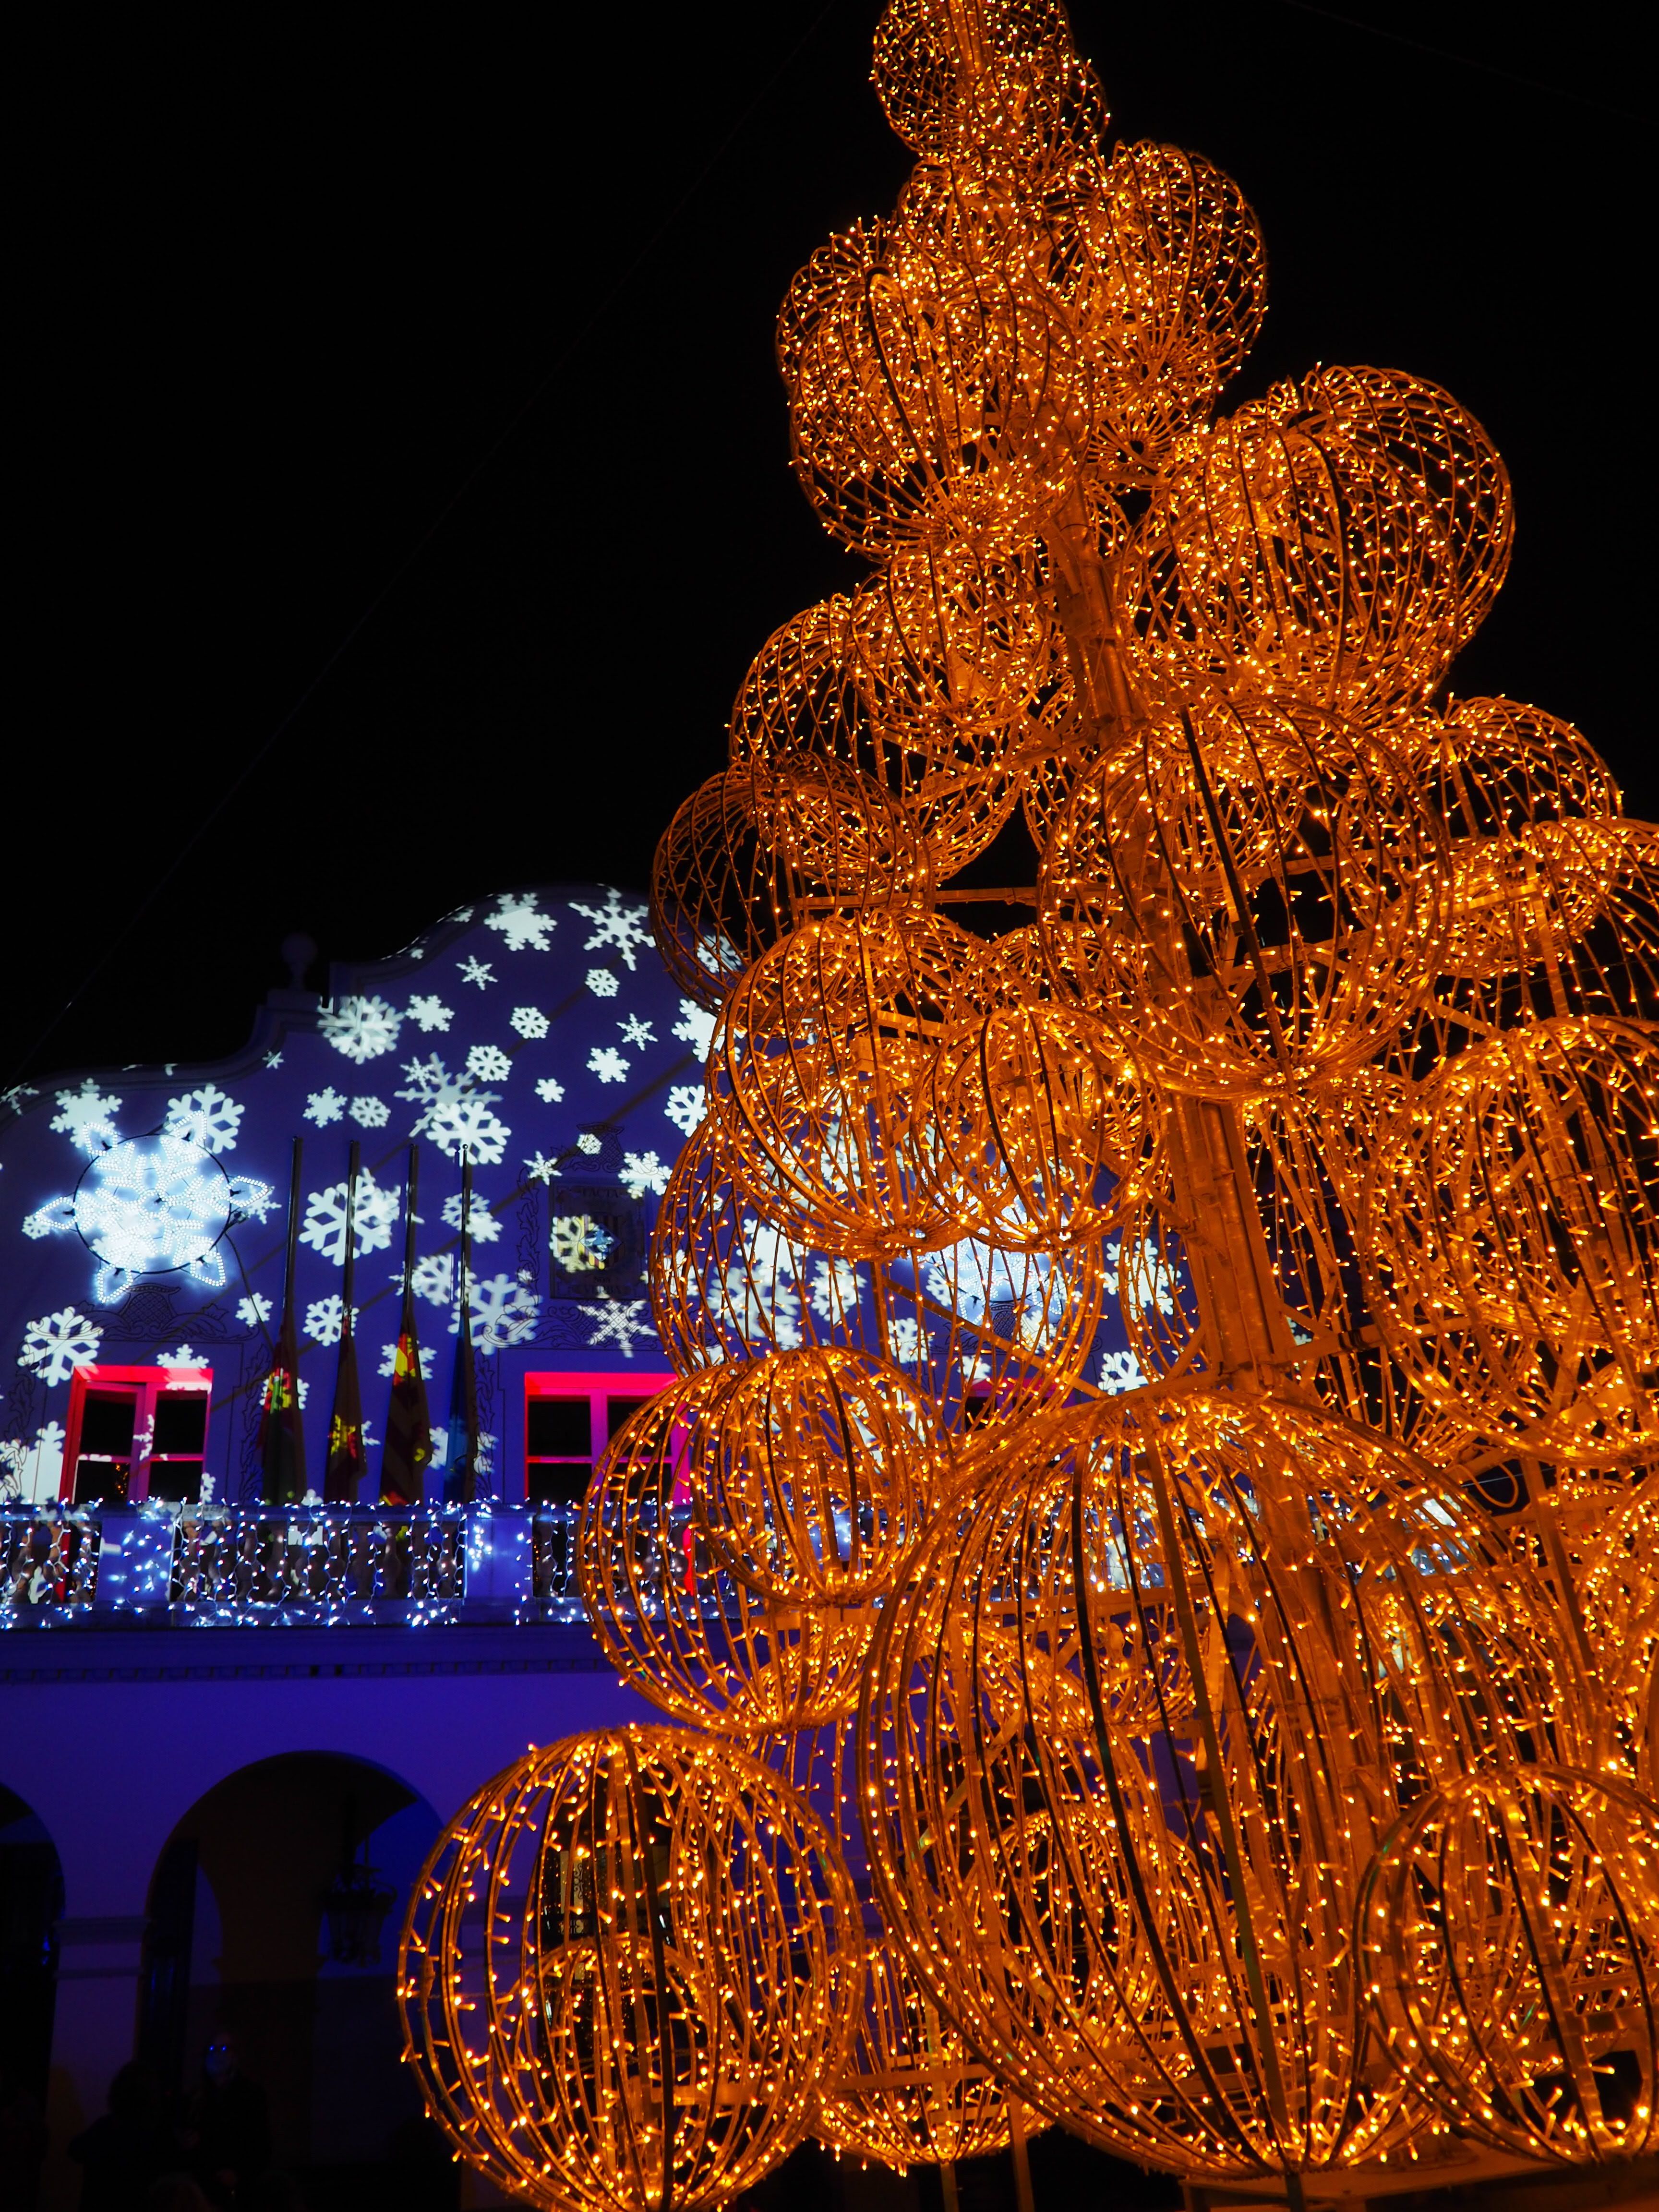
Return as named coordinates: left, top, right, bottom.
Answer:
left=25, top=1114, right=273, bottom=1305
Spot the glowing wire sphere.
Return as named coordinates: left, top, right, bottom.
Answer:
left=685, top=1346, right=951, bottom=1610
left=648, top=1117, right=1106, bottom=1441
left=731, top=597, right=1021, bottom=877
left=1065, top=139, right=1267, bottom=485
left=1360, top=1766, right=1659, bottom=2166
left=777, top=215, right=1083, bottom=560
left=870, top=0, right=1106, bottom=171
left=707, top=911, right=978, bottom=1258
left=1118, top=368, right=1512, bottom=715
left=1430, top=696, right=1623, bottom=982
left=650, top=759, right=932, bottom=1010
left=859, top=1391, right=1585, bottom=2180
left=397, top=1727, right=860, bottom=2212
left=1039, top=697, right=1448, bottom=1099
left=576, top=1374, right=876, bottom=1730
left=849, top=536, right=1071, bottom=772
left=1361, top=1015, right=1659, bottom=1466
left=926, top=997, right=1148, bottom=1250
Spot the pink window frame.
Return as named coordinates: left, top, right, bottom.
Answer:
left=60, top=1363, right=213, bottom=1505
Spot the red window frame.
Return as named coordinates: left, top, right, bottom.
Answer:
left=60, top=1364, right=213, bottom=1506
left=523, top=1369, right=673, bottom=1507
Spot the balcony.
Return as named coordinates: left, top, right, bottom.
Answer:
left=0, top=1501, right=585, bottom=1629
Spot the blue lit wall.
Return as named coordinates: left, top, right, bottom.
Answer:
left=0, top=886, right=710, bottom=1503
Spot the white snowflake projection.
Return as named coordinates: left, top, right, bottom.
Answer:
left=236, top=1292, right=273, bottom=1329
left=1099, top=1347, right=1148, bottom=1393
left=535, top=1077, right=565, bottom=1103
left=304, top=1296, right=356, bottom=1346
left=524, top=1152, right=562, bottom=1185
left=18, top=1307, right=103, bottom=1387
left=586, top=968, right=620, bottom=999
left=619, top=1015, right=656, bottom=1050
left=49, top=1082, right=122, bottom=1154
left=620, top=1151, right=670, bottom=1201
left=318, top=994, right=403, bottom=1064
left=425, top=1094, right=509, bottom=1165
left=551, top=1215, right=615, bottom=1273
left=378, top=1341, right=437, bottom=1379
left=570, top=889, right=650, bottom=970
left=163, top=1083, right=244, bottom=1154
left=922, top=1239, right=1067, bottom=1351
left=300, top=1167, right=400, bottom=1267
left=441, top=1190, right=500, bottom=1244
left=157, top=1346, right=204, bottom=1370
left=885, top=1315, right=931, bottom=1368
left=724, top=1260, right=802, bottom=1349
left=38, top=1134, right=273, bottom=1304
left=396, top=1058, right=510, bottom=1164
left=1103, top=1235, right=1181, bottom=1319
left=407, top=1251, right=454, bottom=1307
left=3, top=1083, right=41, bottom=1117
left=588, top=1047, right=628, bottom=1085
left=584, top=1291, right=656, bottom=1360
left=406, top=994, right=454, bottom=1033
left=349, top=1096, right=390, bottom=1128
left=577, top=1132, right=603, bottom=1156
left=450, top=1272, right=541, bottom=1353
left=672, top=998, right=717, bottom=1059
left=0, top=1421, right=65, bottom=1504
left=510, top=1006, right=550, bottom=1040
left=457, top=956, right=495, bottom=990
left=467, top=1044, right=512, bottom=1082
left=485, top=893, right=556, bottom=952
left=264, top=1051, right=283, bottom=1070
left=304, top=1088, right=347, bottom=1128
left=664, top=1084, right=706, bottom=1136
left=810, top=1257, right=861, bottom=1318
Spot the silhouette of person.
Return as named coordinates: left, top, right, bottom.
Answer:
left=68, top=2065, right=170, bottom=2212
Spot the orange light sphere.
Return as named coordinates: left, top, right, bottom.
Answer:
left=1359, top=1766, right=1659, bottom=2166
left=706, top=911, right=978, bottom=1259
left=685, top=1346, right=951, bottom=1610
left=1360, top=1015, right=1659, bottom=1466
left=730, top=596, right=1022, bottom=878
left=1039, top=695, right=1448, bottom=1098
left=650, top=758, right=932, bottom=1010
left=1118, top=367, right=1513, bottom=716
left=648, top=1117, right=1106, bottom=1441
left=576, top=1375, right=876, bottom=1730
left=397, top=1727, right=860, bottom=2212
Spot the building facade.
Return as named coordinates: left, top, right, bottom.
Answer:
left=0, top=881, right=1148, bottom=2211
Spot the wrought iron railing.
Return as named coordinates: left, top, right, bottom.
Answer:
left=0, top=1502, right=587, bottom=1627
left=0, top=1507, right=101, bottom=1615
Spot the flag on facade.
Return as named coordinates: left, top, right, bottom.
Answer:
left=443, top=1152, right=480, bottom=1504
left=381, top=1145, right=432, bottom=1505
left=323, top=1142, right=366, bottom=1501
left=259, top=1138, right=307, bottom=1503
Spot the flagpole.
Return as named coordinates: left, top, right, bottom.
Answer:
left=261, top=1136, right=307, bottom=1504
left=380, top=1144, right=433, bottom=1505
left=324, top=1141, right=365, bottom=1502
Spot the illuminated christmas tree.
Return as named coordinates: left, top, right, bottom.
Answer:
left=401, top=4, right=1659, bottom=2203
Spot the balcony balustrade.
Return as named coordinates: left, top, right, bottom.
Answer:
left=0, top=1501, right=587, bottom=1627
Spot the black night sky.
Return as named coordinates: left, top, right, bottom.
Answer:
left=12, top=0, right=1644, bottom=1091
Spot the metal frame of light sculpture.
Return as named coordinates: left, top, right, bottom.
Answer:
left=409, top=0, right=1659, bottom=2200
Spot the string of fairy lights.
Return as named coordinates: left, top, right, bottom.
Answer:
left=397, top=0, right=1659, bottom=2204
